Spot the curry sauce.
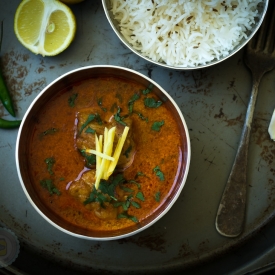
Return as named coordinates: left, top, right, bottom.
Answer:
left=28, top=76, right=183, bottom=233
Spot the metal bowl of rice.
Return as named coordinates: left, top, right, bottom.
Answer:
left=102, top=0, right=268, bottom=70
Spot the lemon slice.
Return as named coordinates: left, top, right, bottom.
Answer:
left=14, top=0, right=76, bottom=56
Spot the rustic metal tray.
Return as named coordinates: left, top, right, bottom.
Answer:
left=1, top=1, right=275, bottom=274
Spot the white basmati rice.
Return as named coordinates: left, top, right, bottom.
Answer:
left=110, top=0, right=263, bottom=67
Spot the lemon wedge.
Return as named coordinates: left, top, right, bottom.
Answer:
left=268, top=109, right=275, bottom=141
left=14, top=0, right=76, bottom=56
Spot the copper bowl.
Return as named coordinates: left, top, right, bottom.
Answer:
left=15, top=65, right=191, bottom=240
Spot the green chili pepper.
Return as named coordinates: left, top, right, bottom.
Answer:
left=0, top=118, right=21, bottom=129
left=0, top=69, right=15, bottom=117
left=0, top=21, right=15, bottom=117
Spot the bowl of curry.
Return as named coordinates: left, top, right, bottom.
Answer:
left=15, top=65, right=191, bottom=240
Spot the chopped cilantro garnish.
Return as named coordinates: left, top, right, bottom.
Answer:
left=117, top=212, right=138, bottom=223
left=128, top=93, right=140, bottom=113
left=85, top=127, right=96, bottom=134
left=119, top=185, right=133, bottom=193
left=95, top=113, right=103, bottom=125
left=142, top=83, right=154, bottom=95
left=134, top=111, right=148, bottom=122
left=135, top=172, right=145, bottom=178
left=151, top=120, right=164, bottom=132
left=79, top=113, right=102, bottom=134
left=127, top=180, right=141, bottom=189
left=122, top=200, right=130, bottom=211
left=153, top=166, right=165, bottom=181
left=44, top=157, right=55, bottom=175
left=83, top=174, right=143, bottom=222
left=79, top=149, right=96, bottom=167
left=40, top=179, right=60, bottom=195
left=114, top=107, right=127, bottom=126
left=39, top=128, right=58, bottom=139
left=144, top=97, right=162, bottom=108
left=155, top=191, right=161, bottom=202
left=84, top=187, right=109, bottom=207
left=84, top=174, right=125, bottom=205
left=79, top=114, right=96, bottom=133
left=123, top=145, right=132, bottom=158
left=136, top=191, right=145, bottom=201
left=121, top=196, right=133, bottom=211
left=131, top=201, right=141, bottom=209
left=68, top=93, right=78, bottom=107
left=110, top=173, right=125, bottom=186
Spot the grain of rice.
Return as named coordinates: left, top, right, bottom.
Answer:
left=110, top=0, right=263, bottom=67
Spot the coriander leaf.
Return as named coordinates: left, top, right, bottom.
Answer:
left=134, top=111, right=148, bottom=122
left=83, top=190, right=97, bottom=205
left=40, top=179, right=60, bottom=195
left=114, top=107, right=127, bottom=126
left=129, top=216, right=138, bottom=223
left=122, top=200, right=130, bottom=211
left=68, top=93, right=78, bottom=107
left=39, top=128, right=58, bottom=139
left=84, top=184, right=112, bottom=207
left=144, top=97, right=162, bottom=108
left=84, top=174, right=127, bottom=207
left=131, top=201, right=141, bottom=209
left=95, top=113, right=103, bottom=125
left=127, top=180, right=141, bottom=189
left=100, top=174, right=125, bottom=198
left=142, top=83, right=154, bottom=95
left=155, top=191, right=161, bottom=202
left=79, top=113, right=102, bottom=133
left=151, top=120, right=165, bottom=132
left=96, top=192, right=109, bottom=207
left=128, top=93, right=140, bottom=113
left=85, top=127, right=96, bottom=134
left=123, top=145, right=132, bottom=158
left=44, top=157, right=55, bottom=175
left=113, top=201, right=123, bottom=208
left=79, top=149, right=96, bottom=167
left=136, top=191, right=145, bottom=201
left=153, top=166, right=165, bottom=181
left=117, top=212, right=138, bottom=223
left=110, top=173, right=126, bottom=185
left=79, top=114, right=96, bottom=134
left=135, top=172, right=145, bottom=178
left=120, top=186, right=134, bottom=193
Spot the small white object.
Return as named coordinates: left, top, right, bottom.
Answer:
left=268, top=109, right=275, bottom=141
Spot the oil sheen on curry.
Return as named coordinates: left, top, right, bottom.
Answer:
left=28, top=76, right=183, bottom=233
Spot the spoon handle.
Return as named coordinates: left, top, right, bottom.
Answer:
left=215, top=80, right=259, bottom=237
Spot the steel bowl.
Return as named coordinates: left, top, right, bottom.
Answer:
left=102, top=0, right=268, bottom=70
left=15, top=65, right=191, bottom=241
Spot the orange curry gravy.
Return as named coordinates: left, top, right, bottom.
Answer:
left=28, top=76, right=183, bottom=233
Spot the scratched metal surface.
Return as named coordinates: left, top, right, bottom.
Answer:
left=1, top=0, right=275, bottom=274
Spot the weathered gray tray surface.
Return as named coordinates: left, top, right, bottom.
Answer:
left=1, top=1, right=275, bottom=274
